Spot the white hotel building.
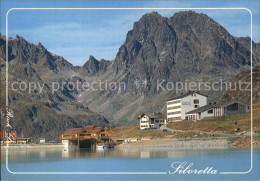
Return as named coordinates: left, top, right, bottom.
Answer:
left=139, top=113, right=166, bottom=130
left=166, top=92, right=208, bottom=122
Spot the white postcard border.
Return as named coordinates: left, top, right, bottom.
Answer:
left=4, top=7, right=253, bottom=175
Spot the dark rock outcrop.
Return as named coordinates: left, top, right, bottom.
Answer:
left=83, top=55, right=111, bottom=75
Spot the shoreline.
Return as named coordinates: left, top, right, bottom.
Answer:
left=116, top=137, right=259, bottom=150
left=116, top=138, right=229, bottom=149
left=1, top=137, right=258, bottom=150
left=1, top=143, right=65, bottom=149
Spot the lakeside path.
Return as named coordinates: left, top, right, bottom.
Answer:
left=117, top=138, right=229, bottom=149
left=160, top=124, right=255, bottom=137
left=116, top=124, right=259, bottom=149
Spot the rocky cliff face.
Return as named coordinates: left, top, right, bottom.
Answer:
left=111, top=11, right=258, bottom=95
left=1, top=11, right=259, bottom=138
left=82, top=55, right=111, bottom=75
left=0, top=34, right=109, bottom=141
left=220, top=64, right=260, bottom=104
left=80, top=11, right=259, bottom=124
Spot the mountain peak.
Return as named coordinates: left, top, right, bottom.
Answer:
left=82, top=55, right=99, bottom=73
left=15, top=35, right=25, bottom=41
left=82, top=55, right=111, bottom=75
left=138, top=11, right=165, bottom=23
left=37, top=42, right=45, bottom=49
left=169, top=11, right=215, bottom=27
left=173, top=10, right=206, bottom=17
left=143, top=11, right=162, bottom=17
left=168, top=10, right=231, bottom=44
left=83, top=55, right=99, bottom=67
left=88, top=55, right=98, bottom=62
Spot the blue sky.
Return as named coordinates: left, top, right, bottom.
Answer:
left=1, top=0, right=259, bottom=66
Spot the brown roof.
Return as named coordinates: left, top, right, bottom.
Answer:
left=82, top=125, right=96, bottom=132
left=84, top=125, right=96, bottom=129
left=63, top=125, right=108, bottom=135
left=63, top=128, right=82, bottom=135
left=89, top=127, right=102, bottom=134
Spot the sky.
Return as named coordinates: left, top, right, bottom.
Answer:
left=1, top=0, right=259, bottom=66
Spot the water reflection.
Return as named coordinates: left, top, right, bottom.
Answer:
left=1, top=147, right=228, bottom=164
left=62, top=149, right=69, bottom=158
left=140, top=151, right=150, bottom=158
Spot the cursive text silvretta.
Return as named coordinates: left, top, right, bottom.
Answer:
left=169, top=162, right=218, bottom=175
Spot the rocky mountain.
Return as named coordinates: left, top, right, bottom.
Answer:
left=78, top=11, right=260, bottom=124
left=0, top=35, right=109, bottom=141
left=1, top=11, right=259, bottom=139
left=220, top=64, right=260, bottom=104
left=82, top=55, right=111, bottom=75
left=111, top=11, right=259, bottom=91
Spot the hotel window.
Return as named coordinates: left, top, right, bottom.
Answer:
left=194, top=105, right=199, bottom=108
left=167, top=111, right=181, bottom=115
left=194, top=99, right=199, bottom=104
left=167, top=105, right=181, bottom=110
left=167, top=100, right=181, bottom=105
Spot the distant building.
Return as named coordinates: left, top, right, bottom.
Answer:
left=166, top=92, right=208, bottom=122
left=38, top=138, right=46, bottom=144
left=61, top=125, right=116, bottom=141
left=0, top=130, right=17, bottom=144
left=185, top=101, right=249, bottom=121
left=139, top=112, right=166, bottom=130
left=16, top=138, right=31, bottom=144
left=0, top=130, right=16, bottom=140
left=61, top=125, right=117, bottom=148
left=139, top=114, right=150, bottom=130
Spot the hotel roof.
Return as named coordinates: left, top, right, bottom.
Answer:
left=147, top=112, right=166, bottom=119
left=167, top=91, right=208, bottom=101
left=186, top=104, right=215, bottom=114
left=186, top=101, right=249, bottom=114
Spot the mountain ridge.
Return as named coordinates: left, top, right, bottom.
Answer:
left=0, top=34, right=109, bottom=141
left=1, top=11, right=259, bottom=139
left=78, top=11, right=260, bottom=125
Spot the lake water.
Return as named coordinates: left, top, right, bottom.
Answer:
left=1, top=148, right=259, bottom=180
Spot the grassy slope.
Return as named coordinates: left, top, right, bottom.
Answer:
left=113, top=125, right=173, bottom=139
left=114, top=103, right=260, bottom=148
left=167, top=103, right=260, bottom=134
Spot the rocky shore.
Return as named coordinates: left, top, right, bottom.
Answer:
left=116, top=139, right=228, bottom=149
